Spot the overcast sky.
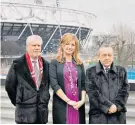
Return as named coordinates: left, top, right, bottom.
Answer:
left=2, top=0, right=135, bottom=35
left=60, top=0, right=135, bottom=35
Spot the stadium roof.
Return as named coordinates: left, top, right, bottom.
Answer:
left=1, top=1, right=96, bottom=54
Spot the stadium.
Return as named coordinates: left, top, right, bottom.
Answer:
left=1, top=0, right=96, bottom=56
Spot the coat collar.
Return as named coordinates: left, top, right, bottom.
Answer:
left=96, top=61, right=117, bottom=74
left=13, top=54, right=48, bottom=90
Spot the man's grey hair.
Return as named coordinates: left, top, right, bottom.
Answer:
left=97, top=44, right=114, bottom=56
left=26, top=35, right=43, bottom=45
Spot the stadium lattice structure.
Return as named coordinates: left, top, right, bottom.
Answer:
left=1, top=0, right=96, bottom=55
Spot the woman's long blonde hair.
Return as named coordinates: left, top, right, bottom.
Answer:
left=56, top=33, right=82, bottom=65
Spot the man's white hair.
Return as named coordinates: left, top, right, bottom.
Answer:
left=26, top=35, right=43, bottom=45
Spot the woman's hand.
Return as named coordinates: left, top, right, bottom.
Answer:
left=73, top=100, right=85, bottom=110
left=67, top=100, right=77, bottom=106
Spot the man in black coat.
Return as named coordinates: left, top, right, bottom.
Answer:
left=5, top=35, right=50, bottom=124
left=86, top=44, right=130, bottom=124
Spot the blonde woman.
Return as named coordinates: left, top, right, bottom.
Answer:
left=49, top=33, right=86, bottom=124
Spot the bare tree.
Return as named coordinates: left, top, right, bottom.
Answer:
left=81, top=24, right=135, bottom=68
left=90, top=34, right=117, bottom=57
left=110, top=24, right=135, bottom=67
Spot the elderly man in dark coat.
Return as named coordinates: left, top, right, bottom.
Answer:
left=5, top=35, right=50, bottom=124
left=85, top=45, right=130, bottom=124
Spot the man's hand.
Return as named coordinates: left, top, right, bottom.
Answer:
left=108, top=104, right=117, bottom=114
